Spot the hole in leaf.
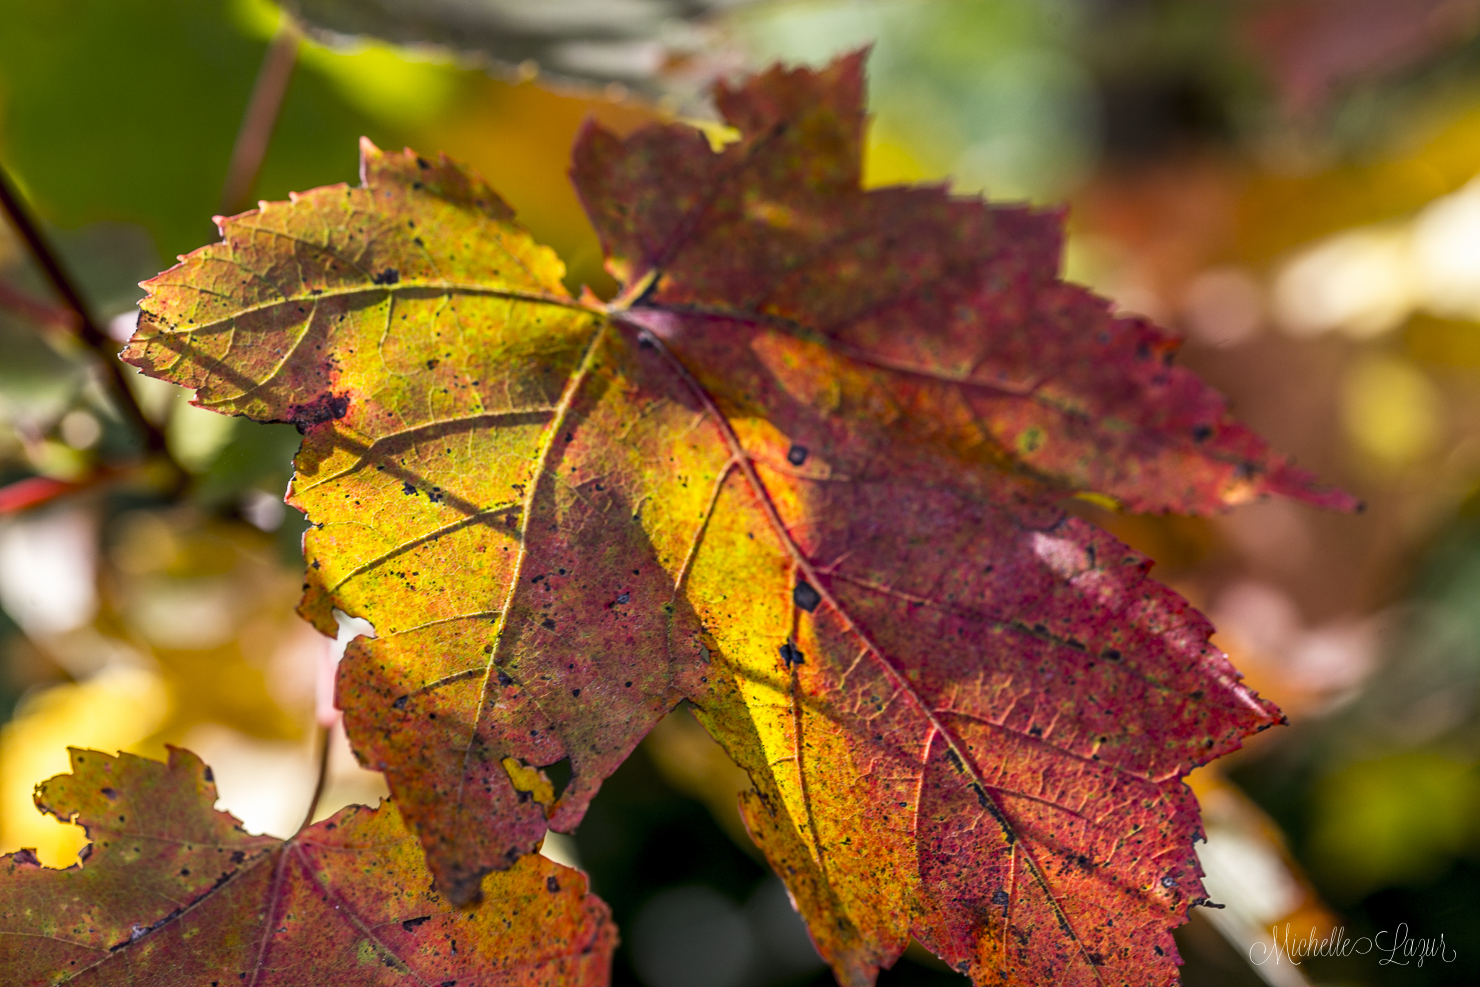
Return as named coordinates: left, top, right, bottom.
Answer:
left=543, top=756, right=573, bottom=801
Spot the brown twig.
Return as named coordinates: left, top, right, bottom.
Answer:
left=298, top=723, right=333, bottom=834
left=220, top=20, right=301, bottom=216
left=0, top=164, right=182, bottom=483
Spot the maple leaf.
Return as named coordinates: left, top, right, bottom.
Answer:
left=0, top=747, right=614, bottom=986
left=121, top=52, right=1351, bottom=986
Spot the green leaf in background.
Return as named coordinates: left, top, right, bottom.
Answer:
left=0, top=0, right=421, bottom=263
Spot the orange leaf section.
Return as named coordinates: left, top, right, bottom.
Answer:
left=119, top=53, right=1347, bottom=987
left=0, top=748, right=614, bottom=986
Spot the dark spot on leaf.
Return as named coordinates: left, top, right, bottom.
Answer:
left=615, top=592, right=630, bottom=604
left=402, top=915, right=431, bottom=931
left=392, top=695, right=409, bottom=710
left=100, top=787, right=117, bottom=799
left=546, top=876, right=560, bottom=893
left=204, top=767, right=213, bottom=783
left=416, top=156, right=431, bottom=169
left=497, top=670, right=513, bottom=687
left=403, top=481, right=417, bottom=496
left=779, top=640, right=804, bottom=666
left=180, top=868, right=190, bottom=876
left=991, top=889, right=1010, bottom=911
left=793, top=581, right=821, bottom=612
left=1161, top=876, right=1177, bottom=888
left=230, top=851, right=246, bottom=864
left=542, top=618, right=556, bottom=630
left=1191, top=424, right=1212, bottom=442
left=787, top=444, right=808, bottom=466
left=372, top=268, right=400, bottom=285
left=426, top=358, right=439, bottom=370
left=285, top=393, right=349, bottom=427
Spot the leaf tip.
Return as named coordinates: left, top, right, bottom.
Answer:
left=358, top=136, right=384, bottom=185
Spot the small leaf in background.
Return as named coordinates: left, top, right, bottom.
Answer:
left=123, top=51, right=1355, bottom=986
left=0, top=747, right=616, bottom=986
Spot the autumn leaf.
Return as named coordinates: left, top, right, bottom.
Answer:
left=122, top=52, right=1350, bottom=986
left=0, top=747, right=614, bottom=986
left=573, top=53, right=1356, bottom=517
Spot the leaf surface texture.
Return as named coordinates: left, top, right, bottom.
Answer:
left=123, top=54, right=1348, bottom=986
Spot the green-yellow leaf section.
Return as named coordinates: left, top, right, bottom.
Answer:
left=126, top=139, right=600, bottom=638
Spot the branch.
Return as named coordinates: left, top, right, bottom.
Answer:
left=220, top=19, right=301, bottom=216
left=0, top=164, right=183, bottom=484
left=0, top=474, right=87, bottom=514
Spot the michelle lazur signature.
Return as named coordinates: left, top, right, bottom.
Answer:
left=1251, top=922, right=1458, bottom=969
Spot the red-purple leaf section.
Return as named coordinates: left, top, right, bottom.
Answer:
left=571, top=51, right=1356, bottom=515
left=601, top=312, right=1278, bottom=986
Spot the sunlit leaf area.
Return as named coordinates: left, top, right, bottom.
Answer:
left=3, top=1, right=1480, bottom=985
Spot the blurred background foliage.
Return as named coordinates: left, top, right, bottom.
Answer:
left=3, top=1, right=1480, bottom=984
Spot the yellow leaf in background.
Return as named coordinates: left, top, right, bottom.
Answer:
left=105, top=509, right=314, bottom=744
left=0, top=666, right=168, bottom=866
left=1340, top=354, right=1443, bottom=466
left=0, top=504, right=347, bottom=859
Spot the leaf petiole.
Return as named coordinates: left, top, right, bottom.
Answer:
left=297, top=723, right=333, bottom=834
